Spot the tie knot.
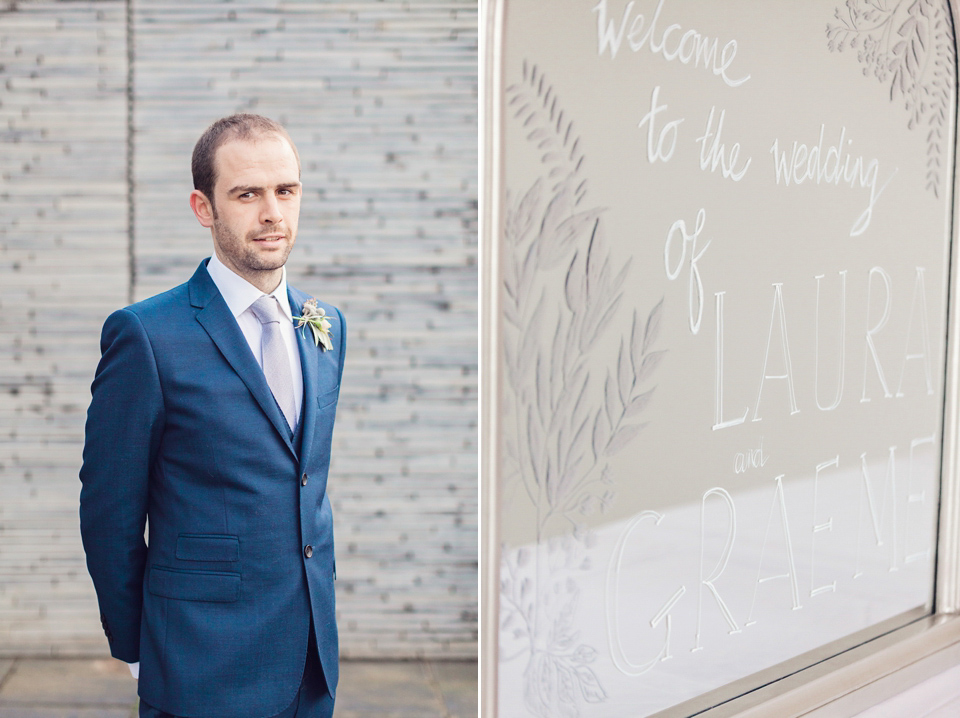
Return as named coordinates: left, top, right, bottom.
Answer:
left=249, top=295, right=284, bottom=326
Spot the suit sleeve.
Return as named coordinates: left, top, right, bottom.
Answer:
left=336, top=307, right=347, bottom=384
left=79, top=308, right=165, bottom=662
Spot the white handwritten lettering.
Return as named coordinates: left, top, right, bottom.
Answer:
left=714, top=291, right=748, bottom=431
left=815, top=271, right=847, bottom=411
left=769, top=125, right=897, bottom=236
left=593, top=0, right=750, bottom=87
left=810, top=457, right=839, bottom=597
left=746, top=475, right=802, bottom=626
left=696, top=106, right=751, bottom=181
left=855, top=448, right=898, bottom=576
left=638, top=85, right=683, bottom=163
left=861, top=267, right=894, bottom=402
left=664, top=208, right=711, bottom=335
left=753, top=283, right=799, bottom=421
left=606, top=511, right=686, bottom=675
left=693, top=488, right=740, bottom=652
left=896, top=267, right=934, bottom=397
left=733, top=436, right=767, bottom=474
left=905, top=436, right=934, bottom=564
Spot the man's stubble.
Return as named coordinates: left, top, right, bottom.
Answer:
left=212, top=215, right=295, bottom=275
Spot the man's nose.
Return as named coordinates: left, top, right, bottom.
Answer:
left=260, top=194, right=282, bottom=224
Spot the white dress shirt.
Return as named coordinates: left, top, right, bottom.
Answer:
left=126, top=255, right=304, bottom=681
left=205, top=252, right=304, bottom=422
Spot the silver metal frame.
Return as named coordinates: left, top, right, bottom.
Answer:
left=480, top=1, right=960, bottom=715
left=936, top=5, right=960, bottom=618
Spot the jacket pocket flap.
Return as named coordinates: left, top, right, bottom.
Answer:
left=149, top=566, right=240, bottom=603
left=317, top=385, right=340, bottom=410
left=176, top=534, right=239, bottom=562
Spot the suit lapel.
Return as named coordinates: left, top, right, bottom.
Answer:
left=290, top=288, right=319, bottom=468
left=189, top=261, right=296, bottom=457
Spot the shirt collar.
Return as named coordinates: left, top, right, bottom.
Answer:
left=205, top=253, right=293, bottom=321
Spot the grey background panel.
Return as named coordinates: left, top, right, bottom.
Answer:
left=0, top=0, right=477, bottom=660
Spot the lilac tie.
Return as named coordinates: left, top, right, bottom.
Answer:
left=249, top=295, right=297, bottom=431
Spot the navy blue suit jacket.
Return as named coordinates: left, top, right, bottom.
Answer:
left=79, top=260, right=345, bottom=717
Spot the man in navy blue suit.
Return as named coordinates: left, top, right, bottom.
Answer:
left=79, top=114, right=345, bottom=718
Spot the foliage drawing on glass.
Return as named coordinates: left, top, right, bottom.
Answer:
left=500, top=60, right=665, bottom=718
left=826, top=0, right=956, bottom=197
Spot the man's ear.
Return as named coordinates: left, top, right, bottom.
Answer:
left=189, top=190, right=214, bottom=228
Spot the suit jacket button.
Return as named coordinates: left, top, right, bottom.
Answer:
left=304, top=545, right=313, bottom=558
left=301, top=473, right=308, bottom=486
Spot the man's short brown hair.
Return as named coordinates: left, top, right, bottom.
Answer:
left=191, top=114, right=301, bottom=214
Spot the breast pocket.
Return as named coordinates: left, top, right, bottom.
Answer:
left=317, top=386, right=340, bottom=411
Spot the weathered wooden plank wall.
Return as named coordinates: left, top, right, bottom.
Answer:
left=0, top=0, right=129, bottom=656
left=0, top=0, right=477, bottom=659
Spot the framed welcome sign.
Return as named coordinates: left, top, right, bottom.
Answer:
left=482, top=1, right=960, bottom=716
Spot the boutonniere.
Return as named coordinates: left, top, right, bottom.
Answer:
left=293, top=298, right=333, bottom=351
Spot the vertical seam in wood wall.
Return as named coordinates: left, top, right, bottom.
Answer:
left=125, top=0, right=135, bottom=304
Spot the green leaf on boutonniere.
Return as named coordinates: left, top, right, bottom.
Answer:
left=293, top=298, right=333, bottom=351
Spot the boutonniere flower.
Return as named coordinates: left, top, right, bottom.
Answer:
left=293, top=298, right=333, bottom=351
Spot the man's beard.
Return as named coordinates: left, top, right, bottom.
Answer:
left=212, top=218, right=293, bottom=272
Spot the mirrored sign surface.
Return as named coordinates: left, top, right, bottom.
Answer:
left=494, top=1, right=957, bottom=715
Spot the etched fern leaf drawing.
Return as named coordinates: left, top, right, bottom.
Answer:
left=826, top=0, right=955, bottom=197
left=500, top=61, right=665, bottom=718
